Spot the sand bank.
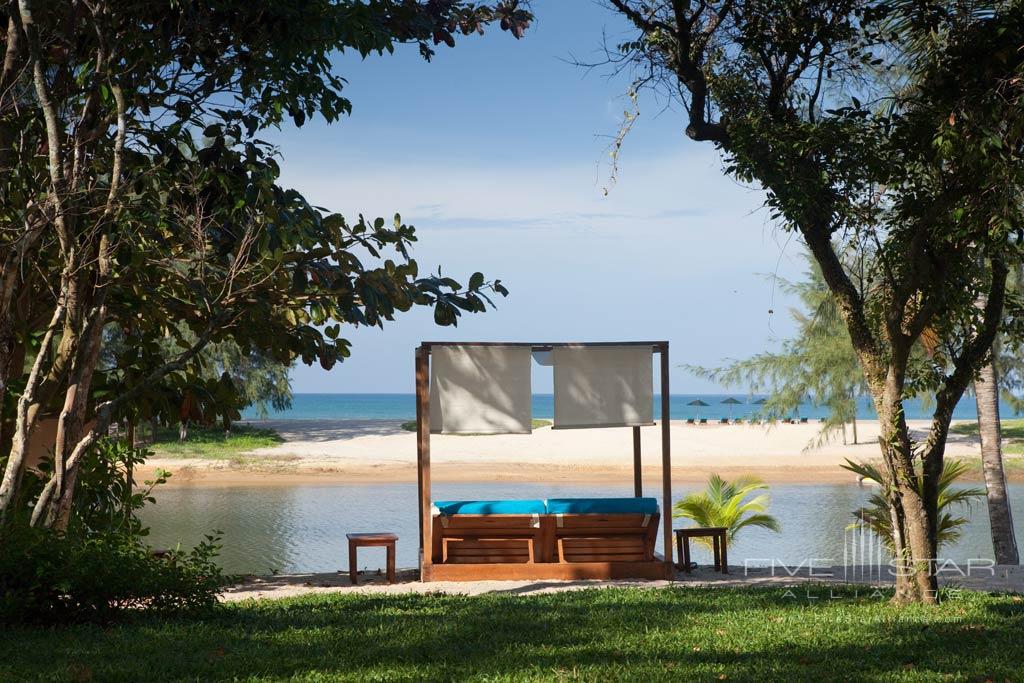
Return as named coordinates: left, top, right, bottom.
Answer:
left=138, top=418, right=1000, bottom=487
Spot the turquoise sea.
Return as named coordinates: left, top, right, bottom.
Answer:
left=244, top=393, right=1003, bottom=422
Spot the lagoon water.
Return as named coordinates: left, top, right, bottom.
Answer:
left=157, top=392, right=1019, bottom=575
left=141, top=482, right=1024, bottom=575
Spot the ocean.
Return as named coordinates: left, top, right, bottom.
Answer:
left=243, top=393, right=1003, bottom=422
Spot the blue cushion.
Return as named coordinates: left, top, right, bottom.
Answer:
left=433, top=499, right=546, bottom=515
left=545, top=497, right=659, bottom=515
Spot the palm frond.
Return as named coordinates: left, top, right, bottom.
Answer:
left=673, top=474, right=781, bottom=549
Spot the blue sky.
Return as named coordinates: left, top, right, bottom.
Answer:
left=269, top=1, right=806, bottom=394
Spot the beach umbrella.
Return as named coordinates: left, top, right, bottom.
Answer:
left=753, top=398, right=768, bottom=405
left=687, top=398, right=709, bottom=419
left=721, top=397, right=742, bottom=420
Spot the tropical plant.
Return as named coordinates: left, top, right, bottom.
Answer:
left=842, top=459, right=983, bottom=553
left=602, top=0, right=1024, bottom=602
left=0, top=0, right=531, bottom=532
left=673, top=475, right=781, bottom=549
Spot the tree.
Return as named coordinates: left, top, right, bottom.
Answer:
left=602, top=1, right=1024, bottom=602
left=673, top=475, right=781, bottom=549
left=689, top=253, right=866, bottom=447
left=0, top=1, right=531, bottom=530
left=971, top=357, right=1018, bottom=564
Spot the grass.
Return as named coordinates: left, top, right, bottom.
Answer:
left=400, top=418, right=553, bottom=433
left=951, top=418, right=1024, bottom=454
left=146, top=424, right=283, bottom=460
left=3, top=586, right=1023, bottom=681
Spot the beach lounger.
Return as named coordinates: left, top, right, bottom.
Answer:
left=699, top=418, right=707, bottom=425
left=800, top=417, right=809, bottom=424
left=687, top=418, right=696, bottom=425
left=430, top=498, right=660, bottom=566
left=719, top=418, right=729, bottom=424
left=547, top=498, right=659, bottom=563
left=431, top=500, right=548, bottom=564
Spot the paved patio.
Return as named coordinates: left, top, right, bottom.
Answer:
left=222, top=563, right=1024, bottom=602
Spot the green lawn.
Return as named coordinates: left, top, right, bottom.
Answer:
left=400, top=418, right=552, bottom=433
left=4, top=587, right=1023, bottom=681
left=147, top=424, right=283, bottom=460
left=951, top=418, right=1024, bottom=454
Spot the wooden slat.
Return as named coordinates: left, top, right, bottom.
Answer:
left=563, top=553, right=646, bottom=563
left=445, top=539, right=531, bottom=551
left=555, top=514, right=651, bottom=528
left=438, top=515, right=540, bottom=529
left=447, top=554, right=531, bottom=564
left=448, top=548, right=530, bottom=558
left=560, top=538, right=644, bottom=550
left=426, top=560, right=671, bottom=582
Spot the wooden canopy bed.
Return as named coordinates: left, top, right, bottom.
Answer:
left=415, top=341, right=674, bottom=582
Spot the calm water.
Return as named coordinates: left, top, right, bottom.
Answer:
left=245, top=393, right=1006, bottom=423
left=140, top=482, right=1023, bottom=575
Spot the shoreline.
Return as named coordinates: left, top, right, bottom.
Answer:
left=138, top=418, right=1011, bottom=488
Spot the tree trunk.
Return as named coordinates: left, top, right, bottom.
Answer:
left=974, top=360, right=1020, bottom=564
left=851, top=415, right=858, bottom=445
left=875, top=383, right=940, bottom=604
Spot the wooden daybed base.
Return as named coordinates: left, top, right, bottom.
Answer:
left=424, top=504, right=669, bottom=581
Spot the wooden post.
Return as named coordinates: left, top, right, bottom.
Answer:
left=415, top=346, right=431, bottom=573
left=632, top=426, right=642, bottom=497
left=660, top=343, right=673, bottom=574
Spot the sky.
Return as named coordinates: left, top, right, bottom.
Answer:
left=268, top=1, right=808, bottom=394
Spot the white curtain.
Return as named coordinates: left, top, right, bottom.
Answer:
left=429, top=345, right=533, bottom=434
left=552, top=345, right=654, bottom=429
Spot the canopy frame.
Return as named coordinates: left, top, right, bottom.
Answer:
left=415, top=341, right=673, bottom=580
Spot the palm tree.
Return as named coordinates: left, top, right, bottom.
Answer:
left=673, top=475, right=781, bottom=549
left=842, top=459, right=984, bottom=553
left=974, top=352, right=1019, bottom=564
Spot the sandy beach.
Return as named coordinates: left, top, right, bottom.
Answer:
left=140, top=418, right=1002, bottom=487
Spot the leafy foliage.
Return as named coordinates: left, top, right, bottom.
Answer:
left=842, top=459, right=984, bottom=552
left=0, top=0, right=531, bottom=528
left=603, top=0, right=1024, bottom=601
left=673, top=475, right=781, bottom=549
left=0, top=525, right=224, bottom=625
left=0, top=438, right=224, bottom=624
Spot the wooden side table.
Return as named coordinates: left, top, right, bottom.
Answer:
left=674, top=527, right=728, bottom=574
left=347, top=532, right=398, bottom=585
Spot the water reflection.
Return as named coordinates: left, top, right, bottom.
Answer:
left=140, top=482, right=1022, bottom=575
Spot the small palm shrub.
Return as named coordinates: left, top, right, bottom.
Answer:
left=841, top=459, right=983, bottom=552
left=673, top=474, right=781, bottom=549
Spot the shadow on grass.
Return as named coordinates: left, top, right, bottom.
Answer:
left=4, top=586, right=1024, bottom=680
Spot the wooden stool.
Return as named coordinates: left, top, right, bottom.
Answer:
left=347, top=532, right=398, bottom=585
left=674, top=527, right=728, bottom=574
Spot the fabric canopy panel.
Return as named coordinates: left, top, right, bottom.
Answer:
left=429, top=345, right=533, bottom=434
left=552, top=345, right=654, bottom=429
